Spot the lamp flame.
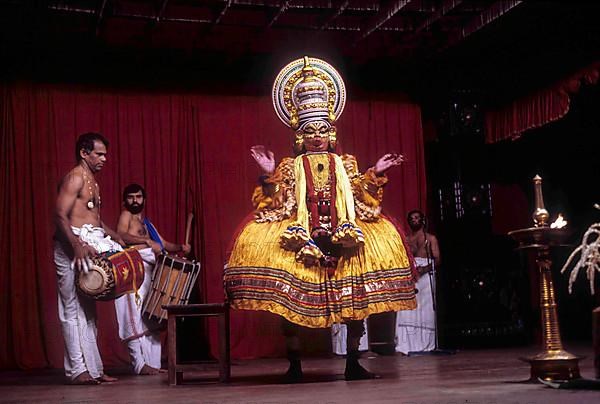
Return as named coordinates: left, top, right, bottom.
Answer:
left=550, top=213, right=567, bottom=229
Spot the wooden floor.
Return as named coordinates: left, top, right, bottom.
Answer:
left=1, top=344, right=598, bottom=403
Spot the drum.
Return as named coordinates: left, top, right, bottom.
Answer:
left=142, top=254, right=201, bottom=322
left=76, top=249, right=145, bottom=301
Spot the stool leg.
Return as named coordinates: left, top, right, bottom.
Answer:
left=219, top=310, right=231, bottom=382
left=168, top=314, right=177, bottom=386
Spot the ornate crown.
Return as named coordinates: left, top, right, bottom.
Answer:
left=272, top=56, right=346, bottom=130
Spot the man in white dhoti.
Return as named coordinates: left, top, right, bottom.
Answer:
left=54, top=132, right=125, bottom=385
left=115, top=183, right=191, bottom=375
left=395, top=210, right=441, bottom=354
left=331, top=320, right=369, bottom=356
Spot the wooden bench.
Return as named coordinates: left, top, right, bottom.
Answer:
left=163, top=303, right=230, bottom=385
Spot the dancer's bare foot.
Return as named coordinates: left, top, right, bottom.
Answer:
left=96, top=374, right=118, bottom=383
left=70, top=371, right=100, bottom=385
left=139, top=365, right=160, bottom=375
left=158, top=368, right=168, bottom=373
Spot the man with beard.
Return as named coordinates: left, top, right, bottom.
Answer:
left=395, top=209, right=441, bottom=354
left=114, top=183, right=191, bottom=375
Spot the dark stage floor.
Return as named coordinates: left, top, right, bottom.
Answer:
left=1, top=344, right=598, bottom=404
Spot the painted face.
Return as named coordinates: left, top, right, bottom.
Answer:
left=81, top=140, right=108, bottom=173
left=302, top=121, right=332, bottom=152
left=125, top=190, right=145, bottom=214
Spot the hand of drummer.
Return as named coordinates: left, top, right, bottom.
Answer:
left=114, top=235, right=126, bottom=248
left=72, top=242, right=97, bottom=273
left=146, top=239, right=163, bottom=255
left=181, top=243, right=191, bottom=255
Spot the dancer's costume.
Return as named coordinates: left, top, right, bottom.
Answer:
left=224, top=57, right=416, bottom=330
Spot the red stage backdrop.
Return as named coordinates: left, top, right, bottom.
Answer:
left=0, top=81, right=426, bottom=370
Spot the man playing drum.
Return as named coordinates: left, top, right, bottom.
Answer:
left=115, top=183, right=191, bottom=375
left=54, top=132, right=124, bottom=385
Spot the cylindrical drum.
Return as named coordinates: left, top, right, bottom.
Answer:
left=76, top=249, right=145, bottom=301
left=142, top=254, right=201, bottom=322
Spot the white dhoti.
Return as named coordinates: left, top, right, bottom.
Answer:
left=395, top=257, right=436, bottom=354
left=114, top=248, right=161, bottom=374
left=54, top=224, right=122, bottom=381
left=331, top=320, right=369, bottom=355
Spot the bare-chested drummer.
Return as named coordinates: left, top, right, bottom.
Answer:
left=114, top=183, right=190, bottom=375
left=54, top=132, right=124, bottom=385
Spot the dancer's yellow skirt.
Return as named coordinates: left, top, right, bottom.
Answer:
left=224, top=217, right=416, bottom=328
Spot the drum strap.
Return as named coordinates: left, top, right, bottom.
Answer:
left=123, top=251, right=143, bottom=305
left=144, top=218, right=165, bottom=252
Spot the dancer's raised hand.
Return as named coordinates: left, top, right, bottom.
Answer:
left=374, top=153, right=405, bottom=175
left=250, top=145, right=276, bottom=175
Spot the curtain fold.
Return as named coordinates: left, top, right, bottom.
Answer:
left=485, top=61, right=600, bottom=143
left=0, top=81, right=426, bottom=368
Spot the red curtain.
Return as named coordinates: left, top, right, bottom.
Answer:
left=485, top=61, right=600, bottom=143
left=0, top=81, right=426, bottom=369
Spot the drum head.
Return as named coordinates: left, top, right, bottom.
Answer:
left=78, top=265, right=109, bottom=297
left=158, top=254, right=198, bottom=272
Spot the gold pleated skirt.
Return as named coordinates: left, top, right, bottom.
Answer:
left=224, top=217, right=416, bottom=328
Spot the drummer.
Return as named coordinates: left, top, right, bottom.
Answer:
left=54, top=132, right=124, bottom=385
left=115, top=183, right=191, bottom=375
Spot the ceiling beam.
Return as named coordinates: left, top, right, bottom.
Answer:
left=414, top=0, right=463, bottom=35
left=141, top=0, right=170, bottom=41
left=213, top=0, right=233, bottom=26
left=407, top=1, right=523, bottom=63
left=457, top=0, right=522, bottom=41
left=155, top=0, right=170, bottom=23
left=95, top=0, right=109, bottom=37
left=267, top=0, right=291, bottom=29
left=48, top=4, right=212, bottom=24
left=356, top=0, right=414, bottom=43
left=320, top=0, right=349, bottom=30
left=385, top=0, right=462, bottom=55
left=49, top=4, right=94, bottom=15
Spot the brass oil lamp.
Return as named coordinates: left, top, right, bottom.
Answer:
left=508, top=175, right=581, bottom=381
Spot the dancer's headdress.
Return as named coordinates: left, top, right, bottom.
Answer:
left=272, top=56, right=346, bottom=132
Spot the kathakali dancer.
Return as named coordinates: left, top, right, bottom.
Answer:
left=224, top=56, right=416, bottom=381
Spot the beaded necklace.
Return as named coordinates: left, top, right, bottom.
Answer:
left=81, top=164, right=101, bottom=210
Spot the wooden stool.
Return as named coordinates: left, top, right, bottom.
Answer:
left=163, top=303, right=230, bottom=385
